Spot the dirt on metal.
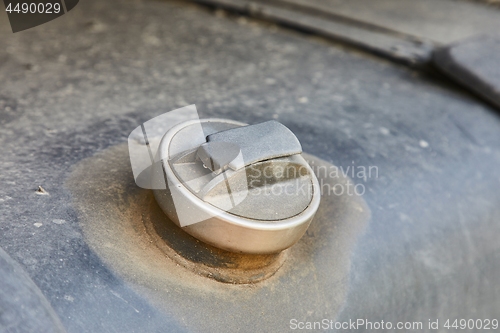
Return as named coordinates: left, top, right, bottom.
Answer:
left=67, top=143, right=370, bottom=332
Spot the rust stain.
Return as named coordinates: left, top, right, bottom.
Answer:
left=67, top=143, right=371, bottom=332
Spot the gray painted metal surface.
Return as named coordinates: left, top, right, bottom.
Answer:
left=192, top=0, right=436, bottom=65
left=0, top=247, right=66, bottom=333
left=0, top=0, right=499, bottom=332
left=274, top=0, right=500, bottom=44
left=434, top=34, right=500, bottom=110
left=191, top=0, right=500, bottom=64
left=191, top=0, right=500, bottom=110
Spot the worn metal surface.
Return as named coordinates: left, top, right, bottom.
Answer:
left=433, top=34, right=500, bottom=110
left=0, top=246, right=66, bottom=333
left=190, top=0, right=500, bottom=65
left=0, top=0, right=500, bottom=332
left=189, top=0, right=500, bottom=109
left=68, top=148, right=370, bottom=332
left=191, top=0, right=436, bottom=65
left=268, top=0, right=500, bottom=44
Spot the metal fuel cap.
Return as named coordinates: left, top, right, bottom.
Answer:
left=153, top=118, right=320, bottom=254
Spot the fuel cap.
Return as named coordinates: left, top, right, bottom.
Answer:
left=153, top=118, right=320, bottom=254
